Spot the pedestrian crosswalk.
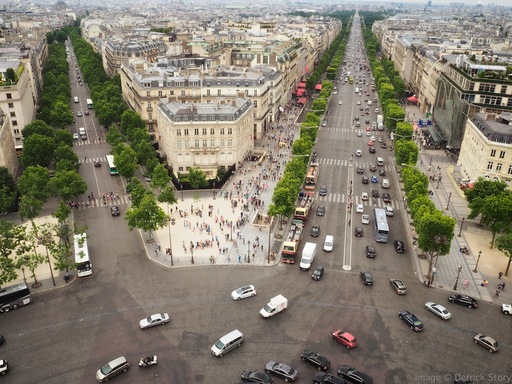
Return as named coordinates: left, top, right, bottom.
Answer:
left=318, top=158, right=392, bottom=171
left=80, top=156, right=106, bottom=164
left=74, top=140, right=100, bottom=146
left=314, top=191, right=399, bottom=209
left=71, top=194, right=131, bottom=210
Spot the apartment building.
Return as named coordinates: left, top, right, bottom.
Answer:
left=120, top=60, right=282, bottom=140
left=458, top=112, right=512, bottom=184
left=156, top=97, right=253, bottom=178
left=0, top=110, right=18, bottom=177
left=103, top=39, right=168, bottom=76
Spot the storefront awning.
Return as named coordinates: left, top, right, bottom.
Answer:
left=297, top=89, right=305, bottom=96
left=298, top=82, right=306, bottom=88
left=297, top=97, right=307, bottom=105
left=314, top=84, right=323, bottom=91
left=407, top=95, right=419, bottom=102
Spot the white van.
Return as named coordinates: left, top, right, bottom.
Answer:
left=376, top=157, right=384, bottom=166
left=382, top=179, right=390, bottom=189
left=368, top=101, right=372, bottom=106
left=79, top=127, right=87, bottom=140
left=323, top=235, right=334, bottom=252
left=355, top=87, right=360, bottom=94
left=211, top=329, right=244, bottom=357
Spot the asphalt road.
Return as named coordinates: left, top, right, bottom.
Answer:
left=1, top=17, right=511, bottom=384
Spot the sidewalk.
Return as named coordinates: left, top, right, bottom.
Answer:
left=145, top=110, right=302, bottom=268
left=405, top=104, right=510, bottom=305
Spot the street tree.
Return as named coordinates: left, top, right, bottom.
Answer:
left=50, top=100, right=74, bottom=129
left=48, top=170, right=87, bottom=202
left=150, top=163, right=171, bottom=196
left=16, top=222, right=46, bottom=288
left=17, top=165, right=50, bottom=202
left=466, top=178, right=508, bottom=224
left=106, top=125, right=124, bottom=147
left=157, top=186, right=178, bottom=206
left=291, top=138, right=313, bottom=156
left=268, top=186, right=296, bottom=230
left=408, top=195, right=436, bottom=220
left=478, top=192, right=512, bottom=248
left=0, top=167, right=16, bottom=215
left=54, top=129, right=74, bottom=148
left=416, top=210, right=456, bottom=282
left=20, top=134, right=56, bottom=168
left=395, top=140, right=418, bottom=165
left=188, top=167, right=208, bottom=200
left=19, top=194, right=45, bottom=222
left=21, top=120, right=54, bottom=139
left=126, top=177, right=152, bottom=208
left=0, top=220, right=26, bottom=285
left=495, top=233, right=512, bottom=276
left=125, top=194, right=167, bottom=242
left=115, top=146, right=138, bottom=178
left=54, top=144, right=80, bottom=172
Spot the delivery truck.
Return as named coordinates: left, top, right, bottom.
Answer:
left=299, top=242, right=317, bottom=270
left=260, top=294, right=288, bottom=318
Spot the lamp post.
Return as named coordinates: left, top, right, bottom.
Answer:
left=436, top=173, right=442, bottom=189
left=458, top=217, right=465, bottom=237
left=429, top=156, right=433, bottom=166
left=453, top=264, right=462, bottom=291
left=180, top=182, right=184, bottom=201
left=167, top=205, right=174, bottom=266
left=445, top=192, right=452, bottom=210
left=247, top=240, right=251, bottom=263
left=268, top=219, right=272, bottom=263
left=473, top=250, right=482, bottom=273
left=212, top=181, right=216, bottom=200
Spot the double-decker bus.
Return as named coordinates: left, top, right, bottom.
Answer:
left=0, top=283, right=31, bottom=312
left=86, top=98, right=93, bottom=109
left=304, top=166, right=318, bottom=190
left=74, top=233, right=92, bottom=277
left=373, top=208, right=390, bottom=243
left=105, top=155, right=118, bottom=175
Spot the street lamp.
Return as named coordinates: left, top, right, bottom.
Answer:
left=473, top=250, right=482, bottom=273
left=212, top=181, right=216, bottom=200
left=453, top=264, right=462, bottom=291
left=458, top=217, right=465, bottom=237
left=436, top=172, right=442, bottom=189
left=445, top=192, right=452, bottom=210
left=247, top=240, right=251, bottom=263
left=167, top=205, right=174, bottom=266
left=180, top=182, right=184, bottom=201
left=268, top=219, right=272, bottom=264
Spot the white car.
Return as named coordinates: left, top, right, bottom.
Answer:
left=370, top=136, right=376, bottom=142
left=366, top=130, right=371, bottom=136
left=385, top=206, right=394, bottom=217
left=356, top=204, right=364, bottom=214
left=355, top=149, right=362, bottom=157
left=357, top=130, right=362, bottom=137
left=77, top=111, right=83, bottom=117
left=139, top=313, right=170, bottom=329
left=362, top=214, right=370, bottom=224
left=357, top=101, right=361, bottom=105
left=0, top=359, right=8, bottom=375
left=73, top=133, right=79, bottom=140
left=375, top=108, right=380, bottom=113
left=502, top=303, right=512, bottom=315
left=338, top=100, right=343, bottom=105
left=361, top=192, right=369, bottom=201
left=425, top=302, right=451, bottom=320
left=231, top=285, right=256, bottom=300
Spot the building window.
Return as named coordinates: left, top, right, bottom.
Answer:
left=210, top=139, right=215, bottom=147
left=13, top=129, right=19, bottom=135
left=207, top=90, right=211, bottom=96
left=478, top=83, right=496, bottom=93
left=194, top=129, right=199, bottom=135
left=496, top=163, right=503, bottom=172
left=203, top=140, right=207, bottom=147
left=501, top=85, right=508, bottom=94
left=228, top=128, right=233, bottom=135
left=195, top=140, right=200, bottom=148
left=146, top=91, right=150, bottom=97
left=210, top=128, right=215, bottom=135
left=490, top=149, right=496, bottom=157
left=8, top=103, right=14, bottom=108
left=202, top=128, right=207, bottom=135
left=508, top=165, right=512, bottom=175
left=184, top=129, right=189, bottom=136
left=228, top=139, right=232, bottom=147
left=159, top=91, right=163, bottom=97
left=487, top=161, right=493, bottom=170
left=500, top=151, right=505, bottom=159
left=185, top=140, right=190, bottom=148
left=220, top=128, right=225, bottom=135
left=217, top=90, right=221, bottom=96
left=6, top=93, right=12, bottom=99
left=12, top=121, right=17, bottom=126
left=10, top=112, right=16, bottom=117
left=177, top=129, right=181, bottom=136
left=177, top=140, right=182, bottom=148
left=220, top=139, right=225, bottom=147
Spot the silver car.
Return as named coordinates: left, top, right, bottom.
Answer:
left=139, top=313, right=170, bottom=329
left=231, top=285, right=256, bottom=300
left=425, top=302, right=451, bottom=320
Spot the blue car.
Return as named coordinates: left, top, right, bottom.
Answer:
left=371, top=176, right=379, bottom=183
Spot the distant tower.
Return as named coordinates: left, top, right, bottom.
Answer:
left=428, top=0, right=432, bottom=6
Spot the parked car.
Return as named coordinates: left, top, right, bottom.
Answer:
left=139, top=313, right=170, bottom=329
left=264, top=361, right=298, bottom=382
left=316, top=205, right=326, bottom=216
left=0, top=359, right=8, bottom=376
left=448, top=294, right=478, bottom=308
left=390, top=279, right=407, bottom=295
left=425, top=302, right=451, bottom=320
left=313, top=372, right=344, bottom=384
left=312, top=266, right=325, bottom=281
left=311, top=225, right=321, bottom=237
left=332, top=330, right=357, bottom=349
left=473, top=334, right=499, bottom=353
left=337, top=365, right=373, bottom=384
left=241, top=369, right=274, bottom=383
left=300, top=350, right=330, bottom=371
left=360, top=271, right=373, bottom=285
left=365, top=245, right=376, bottom=258
left=231, top=285, right=257, bottom=300
left=355, top=227, right=363, bottom=237
left=96, top=356, right=129, bottom=382
left=398, top=310, right=424, bottom=332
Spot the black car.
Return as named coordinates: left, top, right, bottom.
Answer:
left=0, top=334, right=4, bottom=345
left=371, top=190, right=379, bottom=197
left=314, top=372, right=345, bottom=384
left=378, top=169, right=386, bottom=176
left=111, top=206, right=120, bottom=216
left=360, top=271, right=373, bottom=285
left=394, top=240, right=405, bottom=253
left=398, top=310, right=424, bottom=332
left=300, top=350, right=330, bottom=371
left=264, top=361, right=298, bottom=382
left=362, top=176, right=369, bottom=184
left=381, top=142, right=387, bottom=148
left=337, top=365, right=373, bottom=384
left=369, top=164, right=377, bottom=172
left=357, top=167, right=364, bottom=174
left=355, top=227, right=363, bottom=237
left=311, top=225, right=320, bottom=237
left=316, top=205, right=326, bottom=216
left=319, top=185, right=328, bottom=196
left=241, top=369, right=274, bottom=383
left=382, top=193, right=391, bottom=203
left=448, top=294, right=478, bottom=308
left=365, top=245, right=376, bottom=258
left=369, top=146, right=376, bottom=153
left=312, top=266, right=325, bottom=281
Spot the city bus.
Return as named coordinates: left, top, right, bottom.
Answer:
left=74, top=233, right=92, bottom=277
left=105, top=155, right=118, bottom=175
left=304, top=166, right=318, bottom=190
left=0, top=282, right=31, bottom=312
left=373, top=208, right=390, bottom=243
left=86, top=98, right=93, bottom=109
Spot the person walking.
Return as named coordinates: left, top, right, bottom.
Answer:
left=495, top=289, right=500, bottom=298
left=499, top=272, right=503, bottom=279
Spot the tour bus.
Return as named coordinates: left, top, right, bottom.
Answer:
left=373, top=208, right=390, bottom=243
left=74, top=233, right=92, bottom=277
left=105, top=155, right=118, bottom=175
left=86, top=98, right=93, bottom=109
left=304, top=166, right=318, bottom=190
left=0, top=282, right=31, bottom=312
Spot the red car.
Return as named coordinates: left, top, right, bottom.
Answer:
left=367, top=140, right=374, bottom=146
left=332, top=330, right=357, bottom=348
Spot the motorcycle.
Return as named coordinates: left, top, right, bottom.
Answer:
left=138, top=355, right=158, bottom=368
